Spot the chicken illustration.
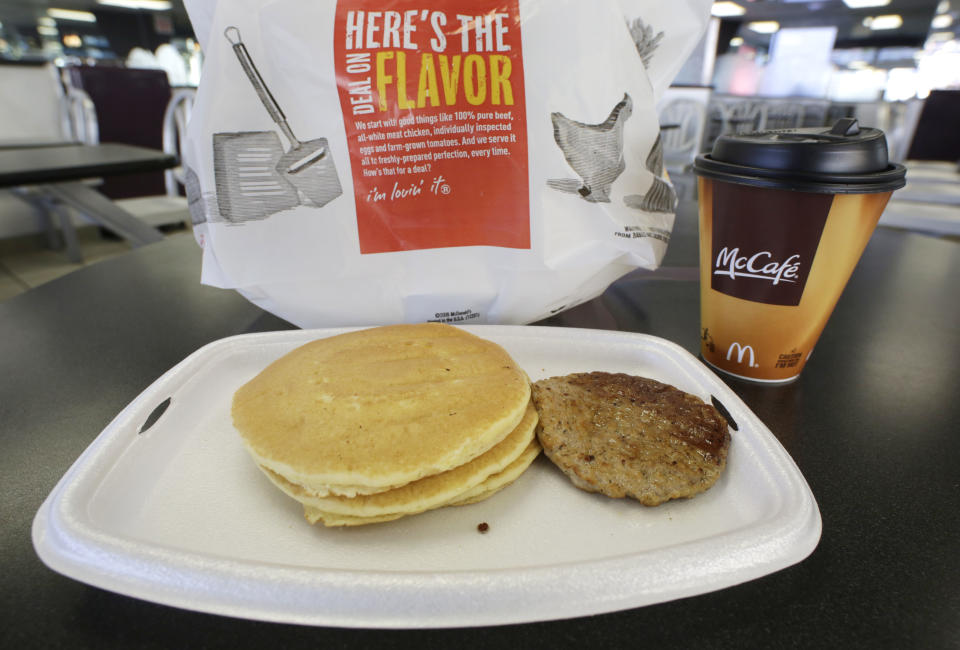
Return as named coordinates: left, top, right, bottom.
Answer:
left=548, top=93, right=633, bottom=203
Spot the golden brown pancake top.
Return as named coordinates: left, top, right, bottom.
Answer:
left=232, top=323, right=531, bottom=491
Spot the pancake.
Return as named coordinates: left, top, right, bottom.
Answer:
left=232, top=323, right=531, bottom=494
left=303, top=440, right=542, bottom=526
left=449, top=439, right=542, bottom=506
left=302, top=508, right=407, bottom=527
left=261, top=401, right=538, bottom=518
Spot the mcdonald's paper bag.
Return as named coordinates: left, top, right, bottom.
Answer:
left=182, top=0, right=712, bottom=327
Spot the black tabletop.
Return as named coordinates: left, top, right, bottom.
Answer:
left=1, top=203, right=958, bottom=649
left=0, top=142, right=176, bottom=188
left=0, top=138, right=80, bottom=149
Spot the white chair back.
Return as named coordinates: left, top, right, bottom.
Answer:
left=702, top=101, right=728, bottom=152
left=724, top=100, right=765, bottom=134
left=658, top=98, right=706, bottom=172
left=63, top=86, right=99, bottom=145
left=881, top=100, right=925, bottom=163
left=162, top=88, right=197, bottom=196
left=0, top=64, right=70, bottom=143
left=703, top=95, right=764, bottom=151
left=761, top=101, right=805, bottom=131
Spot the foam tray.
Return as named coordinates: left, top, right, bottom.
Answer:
left=33, top=326, right=821, bottom=628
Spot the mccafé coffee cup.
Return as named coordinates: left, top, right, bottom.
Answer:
left=693, top=118, right=906, bottom=382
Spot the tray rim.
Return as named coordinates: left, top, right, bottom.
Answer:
left=32, top=325, right=822, bottom=628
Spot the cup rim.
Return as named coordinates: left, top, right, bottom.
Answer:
left=693, top=154, right=906, bottom=194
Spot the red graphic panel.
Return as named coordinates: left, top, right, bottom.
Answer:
left=334, top=0, right=529, bottom=253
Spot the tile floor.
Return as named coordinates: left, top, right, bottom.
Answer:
left=0, top=225, right=189, bottom=302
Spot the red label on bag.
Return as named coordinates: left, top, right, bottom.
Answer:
left=334, top=0, right=530, bottom=254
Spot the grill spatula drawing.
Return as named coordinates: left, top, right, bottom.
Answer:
left=221, top=26, right=341, bottom=212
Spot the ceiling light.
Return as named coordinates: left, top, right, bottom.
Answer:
left=928, top=31, right=956, bottom=42
left=62, top=34, right=83, bottom=48
left=863, top=14, right=903, bottom=30
left=37, top=25, right=60, bottom=36
left=96, top=0, right=172, bottom=10
left=730, top=36, right=744, bottom=47
left=712, top=2, right=746, bottom=17
left=47, top=8, right=97, bottom=22
left=747, top=21, right=780, bottom=34
left=936, top=1, right=950, bottom=14
left=931, top=14, right=954, bottom=29
left=843, top=0, right=891, bottom=8
left=38, top=17, right=57, bottom=26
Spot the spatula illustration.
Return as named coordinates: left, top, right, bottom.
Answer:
left=224, top=26, right=341, bottom=208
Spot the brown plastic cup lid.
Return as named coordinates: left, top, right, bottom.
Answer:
left=694, top=118, right=906, bottom=194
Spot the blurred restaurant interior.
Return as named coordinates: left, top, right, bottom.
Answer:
left=0, top=0, right=958, bottom=298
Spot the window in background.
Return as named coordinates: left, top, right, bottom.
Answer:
left=759, top=26, right=838, bottom=97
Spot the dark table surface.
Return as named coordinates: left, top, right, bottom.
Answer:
left=0, top=138, right=81, bottom=149
left=1, top=202, right=958, bottom=649
left=0, top=142, right=176, bottom=188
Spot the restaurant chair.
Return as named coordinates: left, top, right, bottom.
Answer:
left=724, top=99, right=765, bottom=134
left=63, top=66, right=191, bottom=231
left=658, top=98, right=706, bottom=173
left=161, top=88, right=196, bottom=198
left=844, top=100, right=924, bottom=164
left=884, top=100, right=924, bottom=164
left=797, top=99, right=830, bottom=127
left=0, top=63, right=72, bottom=144
left=701, top=101, right=729, bottom=153
left=0, top=63, right=93, bottom=262
left=106, top=90, right=194, bottom=231
left=63, top=85, right=99, bottom=145
left=63, top=66, right=171, bottom=200
left=702, top=95, right=765, bottom=151
left=759, top=100, right=805, bottom=131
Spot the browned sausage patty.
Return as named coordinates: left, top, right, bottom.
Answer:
left=531, top=372, right=731, bottom=506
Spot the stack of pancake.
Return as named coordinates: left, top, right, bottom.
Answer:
left=232, top=323, right=540, bottom=526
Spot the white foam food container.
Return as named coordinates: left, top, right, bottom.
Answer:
left=33, top=326, right=821, bottom=628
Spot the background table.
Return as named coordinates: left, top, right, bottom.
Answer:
left=0, top=142, right=177, bottom=261
left=1, top=203, right=958, bottom=648
left=878, top=160, right=960, bottom=237
left=0, top=142, right=176, bottom=188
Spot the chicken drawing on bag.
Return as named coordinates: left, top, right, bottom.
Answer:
left=212, top=26, right=342, bottom=223
left=547, top=16, right=675, bottom=215
left=548, top=94, right=633, bottom=204
left=548, top=95, right=676, bottom=214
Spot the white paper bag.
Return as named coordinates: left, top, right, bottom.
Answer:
left=182, top=0, right=712, bottom=327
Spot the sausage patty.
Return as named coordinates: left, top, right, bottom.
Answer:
left=531, top=372, right=731, bottom=506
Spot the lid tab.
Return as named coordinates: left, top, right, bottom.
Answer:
left=829, top=117, right=861, bottom=136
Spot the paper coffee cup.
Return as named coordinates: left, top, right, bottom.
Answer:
left=693, top=118, right=906, bottom=383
